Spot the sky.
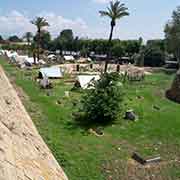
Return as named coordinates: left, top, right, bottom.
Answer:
left=0, top=0, right=179, bottom=40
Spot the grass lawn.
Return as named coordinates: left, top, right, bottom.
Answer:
left=1, top=58, right=180, bottom=180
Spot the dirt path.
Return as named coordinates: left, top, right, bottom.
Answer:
left=0, top=65, right=68, bottom=180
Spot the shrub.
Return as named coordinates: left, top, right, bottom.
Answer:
left=144, top=47, right=165, bottom=67
left=79, top=73, right=124, bottom=125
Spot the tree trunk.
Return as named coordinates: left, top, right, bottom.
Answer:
left=28, top=40, right=30, bottom=57
left=37, top=29, right=41, bottom=62
left=104, top=24, right=114, bottom=73
left=33, top=51, right=36, bottom=65
left=116, top=63, right=120, bottom=72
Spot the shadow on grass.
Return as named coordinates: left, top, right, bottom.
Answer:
left=64, top=111, right=117, bottom=137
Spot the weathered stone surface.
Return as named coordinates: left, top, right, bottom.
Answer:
left=124, top=110, right=138, bottom=121
left=166, top=69, right=180, bottom=103
left=0, top=66, right=68, bottom=180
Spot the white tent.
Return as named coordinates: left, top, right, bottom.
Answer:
left=6, top=51, right=18, bottom=59
left=77, top=75, right=100, bottom=89
left=15, top=55, right=28, bottom=64
left=39, top=59, right=46, bottom=65
left=24, top=57, right=34, bottom=65
left=0, top=50, right=6, bottom=56
left=24, top=57, right=46, bottom=65
left=64, top=55, right=75, bottom=61
left=39, top=66, right=63, bottom=78
left=48, top=54, right=56, bottom=60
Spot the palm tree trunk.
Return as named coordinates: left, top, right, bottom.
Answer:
left=28, top=39, right=30, bottom=57
left=104, top=25, right=114, bottom=73
left=33, top=51, right=36, bottom=64
left=37, top=29, right=41, bottom=62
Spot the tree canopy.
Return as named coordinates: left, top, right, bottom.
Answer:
left=8, top=35, right=22, bottom=42
left=31, top=17, right=49, bottom=32
left=0, top=35, right=4, bottom=42
left=164, top=6, right=180, bottom=63
left=99, top=0, right=129, bottom=30
left=55, top=29, right=74, bottom=51
left=23, top=32, right=33, bottom=44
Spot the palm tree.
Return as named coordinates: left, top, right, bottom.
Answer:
left=31, top=17, right=49, bottom=62
left=99, top=0, right=129, bottom=72
left=23, top=32, right=33, bottom=56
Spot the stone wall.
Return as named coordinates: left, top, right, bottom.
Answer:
left=0, top=66, right=68, bottom=180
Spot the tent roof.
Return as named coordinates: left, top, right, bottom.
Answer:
left=6, top=51, right=18, bottom=58
left=64, top=55, right=75, bottom=61
left=40, top=66, right=63, bottom=78
left=14, top=55, right=28, bottom=63
left=77, top=75, right=100, bottom=89
left=25, top=57, right=34, bottom=64
left=48, top=54, right=56, bottom=59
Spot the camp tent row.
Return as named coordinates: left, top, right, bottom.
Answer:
left=0, top=50, right=46, bottom=67
left=0, top=50, right=101, bottom=89
left=64, top=55, right=75, bottom=61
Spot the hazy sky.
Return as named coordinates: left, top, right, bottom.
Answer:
left=0, top=0, right=179, bottom=40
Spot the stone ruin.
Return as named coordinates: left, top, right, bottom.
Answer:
left=166, top=69, right=180, bottom=103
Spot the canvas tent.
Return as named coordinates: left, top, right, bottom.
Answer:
left=6, top=51, right=18, bottom=59
left=76, top=75, right=100, bottom=89
left=39, top=59, right=46, bottom=65
left=24, top=57, right=46, bottom=66
left=0, top=50, right=7, bottom=56
left=48, top=54, right=56, bottom=60
left=24, top=57, right=35, bottom=66
left=39, top=66, right=63, bottom=79
left=64, top=55, right=75, bottom=61
left=14, top=55, right=28, bottom=64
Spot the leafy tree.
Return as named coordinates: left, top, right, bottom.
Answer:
left=48, top=33, right=142, bottom=58
left=164, top=6, right=180, bottom=64
left=34, top=30, right=51, bottom=50
left=60, top=29, right=74, bottom=51
left=23, top=32, right=33, bottom=45
left=135, top=43, right=165, bottom=67
left=123, top=40, right=142, bottom=56
left=147, top=39, right=165, bottom=52
left=144, top=46, right=165, bottom=67
left=72, top=36, right=79, bottom=52
left=165, top=6, right=180, bottom=103
left=8, top=35, right=22, bottom=42
left=1, top=44, right=28, bottom=51
left=23, top=32, right=33, bottom=56
left=0, top=35, right=4, bottom=43
left=99, top=0, right=129, bottom=72
left=80, top=46, right=89, bottom=57
left=79, top=73, right=124, bottom=125
left=60, top=29, right=74, bottom=41
left=31, top=17, right=49, bottom=62
left=111, top=43, right=125, bottom=58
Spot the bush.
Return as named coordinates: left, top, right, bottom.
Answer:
left=78, top=73, right=124, bottom=125
left=135, top=46, right=165, bottom=67
left=144, top=47, right=165, bottom=67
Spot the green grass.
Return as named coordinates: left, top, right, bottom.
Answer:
left=1, top=58, right=180, bottom=180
